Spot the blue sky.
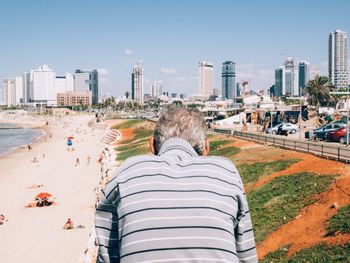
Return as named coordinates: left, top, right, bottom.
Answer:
left=1, top=0, right=349, bottom=97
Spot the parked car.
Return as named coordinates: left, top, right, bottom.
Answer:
left=339, top=129, right=350, bottom=144
left=306, top=123, right=346, bottom=141
left=327, top=127, right=347, bottom=142
left=266, top=123, right=299, bottom=134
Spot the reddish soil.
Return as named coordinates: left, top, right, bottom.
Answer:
left=246, top=152, right=348, bottom=193
left=227, top=137, right=350, bottom=259
left=118, top=128, right=135, bottom=143
left=257, top=174, right=350, bottom=259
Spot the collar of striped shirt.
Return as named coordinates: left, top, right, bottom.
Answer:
left=158, top=138, right=199, bottom=160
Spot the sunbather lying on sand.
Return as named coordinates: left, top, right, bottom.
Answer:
left=29, top=184, right=44, bottom=189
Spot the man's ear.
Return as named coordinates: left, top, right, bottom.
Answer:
left=150, top=136, right=155, bottom=154
left=202, top=139, right=210, bottom=156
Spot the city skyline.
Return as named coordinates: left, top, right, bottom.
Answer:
left=1, top=0, right=349, bottom=97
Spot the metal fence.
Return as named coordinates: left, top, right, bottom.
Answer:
left=213, top=128, right=350, bottom=163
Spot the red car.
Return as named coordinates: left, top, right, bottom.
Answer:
left=327, top=127, right=347, bottom=142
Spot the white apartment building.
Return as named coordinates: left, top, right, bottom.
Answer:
left=3, top=78, right=23, bottom=106
left=32, top=64, right=56, bottom=106
left=65, top=73, right=74, bottom=91
left=329, top=30, right=348, bottom=89
left=198, top=61, right=214, bottom=97
left=151, top=81, right=163, bottom=97
left=3, top=79, right=15, bottom=106
left=15, top=77, right=23, bottom=104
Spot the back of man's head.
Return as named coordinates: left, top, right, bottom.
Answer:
left=153, top=105, right=206, bottom=155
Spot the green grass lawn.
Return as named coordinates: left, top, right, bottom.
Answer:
left=238, top=159, right=299, bottom=185
left=209, top=140, right=232, bottom=150
left=248, top=172, right=335, bottom=243
left=209, top=139, right=240, bottom=157
left=210, top=146, right=240, bottom=157
left=116, top=146, right=150, bottom=161
left=114, top=120, right=152, bottom=161
left=261, top=243, right=350, bottom=262
left=112, top=119, right=145, bottom=129
left=116, top=138, right=149, bottom=151
left=327, top=205, right=350, bottom=236
left=133, top=128, right=153, bottom=141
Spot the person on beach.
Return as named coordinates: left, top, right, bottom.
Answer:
left=75, top=158, right=80, bottom=166
left=87, top=155, right=91, bottom=165
left=95, top=106, right=258, bottom=263
left=0, top=214, right=6, bottom=225
left=63, top=218, right=74, bottom=230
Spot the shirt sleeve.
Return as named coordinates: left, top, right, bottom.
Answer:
left=235, top=182, right=258, bottom=263
left=95, top=189, right=120, bottom=263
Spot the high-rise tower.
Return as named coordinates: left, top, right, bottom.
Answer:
left=221, top=61, right=236, bottom=100
left=329, top=30, right=348, bottom=89
left=131, top=62, right=144, bottom=103
left=198, top=61, right=214, bottom=97
left=298, top=61, right=310, bottom=95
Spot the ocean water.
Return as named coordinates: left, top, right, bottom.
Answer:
left=0, top=123, right=43, bottom=156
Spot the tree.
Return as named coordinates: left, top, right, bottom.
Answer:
left=305, top=75, right=334, bottom=108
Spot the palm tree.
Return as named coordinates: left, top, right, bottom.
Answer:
left=305, top=75, right=334, bottom=108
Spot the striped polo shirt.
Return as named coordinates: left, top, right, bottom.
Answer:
left=95, top=138, right=257, bottom=263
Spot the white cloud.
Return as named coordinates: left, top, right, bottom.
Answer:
left=97, top=68, right=109, bottom=76
left=160, top=67, right=178, bottom=74
left=125, top=48, right=134, bottom=55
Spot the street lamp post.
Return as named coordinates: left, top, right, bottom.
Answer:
left=330, top=91, right=350, bottom=146
left=270, top=112, right=273, bottom=136
left=286, top=96, right=307, bottom=140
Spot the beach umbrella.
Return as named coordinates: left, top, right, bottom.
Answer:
left=36, top=192, right=53, bottom=200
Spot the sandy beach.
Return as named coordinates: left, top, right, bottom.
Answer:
left=0, top=114, right=118, bottom=263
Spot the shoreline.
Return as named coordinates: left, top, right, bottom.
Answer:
left=0, top=126, right=47, bottom=158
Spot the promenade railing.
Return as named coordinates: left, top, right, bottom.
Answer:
left=213, top=128, right=350, bottom=163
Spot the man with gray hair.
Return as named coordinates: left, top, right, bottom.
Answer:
left=95, top=106, right=257, bottom=263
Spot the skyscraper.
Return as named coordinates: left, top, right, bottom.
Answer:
left=283, top=57, right=299, bottom=96
left=221, top=61, right=236, bottom=100
left=274, top=67, right=284, bottom=97
left=74, top=69, right=99, bottom=104
left=298, top=61, right=310, bottom=95
left=329, top=30, right=348, bottom=89
left=131, top=62, right=144, bottom=103
left=198, top=61, right=214, bottom=97
left=151, top=81, right=163, bottom=98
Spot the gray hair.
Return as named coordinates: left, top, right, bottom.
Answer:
left=153, top=105, right=207, bottom=155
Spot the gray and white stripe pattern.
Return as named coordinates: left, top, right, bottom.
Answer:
left=95, top=138, right=257, bottom=263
